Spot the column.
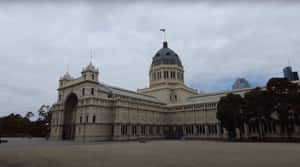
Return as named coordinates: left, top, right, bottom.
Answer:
left=145, top=125, right=149, bottom=137
left=128, top=124, right=132, bottom=139
left=223, top=128, right=228, bottom=138
left=182, top=125, right=186, bottom=136
left=205, top=124, right=209, bottom=136
left=244, top=124, right=249, bottom=138
left=113, top=124, right=121, bottom=140
left=294, top=124, right=300, bottom=133
left=137, top=124, right=141, bottom=137
left=153, top=126, right=157, bottom=137
left=217, top=124, right=221, bottom=136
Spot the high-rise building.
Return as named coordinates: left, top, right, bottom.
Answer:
left=283, top=66, right=293, bottom=80
left=283, top=66, right=299, bottom=81
left=293, top=72, right=299, bottom=80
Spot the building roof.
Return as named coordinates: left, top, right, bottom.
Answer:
left=98, top=83, right=164, bottom=104
left=186, top=87, right=255, bottom=103
left=61, top=72, right=72, bottom=80
left=232, top=78, right=251, bottom=90
left=82, top=62, right=98, bottom=73
left=151, top=41, right=183, bottom=67
left=186, top=80, right=300, bottom=103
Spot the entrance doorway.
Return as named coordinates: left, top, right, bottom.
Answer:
left=63, top=93, right=78, bottom=140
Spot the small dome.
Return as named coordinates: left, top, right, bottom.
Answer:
left=232, top=78, right=251, bottom=90
left=62, top=72, right=72, bottom=80
left=83, top=62, right=98, bottom=72
left=151, top=41, right=183, bottom=67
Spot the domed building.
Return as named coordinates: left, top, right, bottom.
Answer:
left=232, top=78, right=251, bottom=90
left=138, top=41, right=198, bottom=104
left=49, top=40, right=300, bottom=142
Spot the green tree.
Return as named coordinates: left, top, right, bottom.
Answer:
left=0, top=104, right=52, bottom=138
left=32, top=104, right=52, bottom=138
left=243, top=87, right=275, bottom=140
left=25, top=112, right=34, bottom=120
left=217, top=93, right=243, bottom=139
left=0, top=113, right=29, bottom=137
left=267, top=78, right=300, bottom=138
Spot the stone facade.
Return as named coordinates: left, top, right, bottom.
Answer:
left=49, top=41, right=300, bottom=141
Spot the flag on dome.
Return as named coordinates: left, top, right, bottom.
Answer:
left=160, top=28, right=166, bottom=32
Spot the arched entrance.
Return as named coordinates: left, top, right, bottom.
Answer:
left=63, top=93, right=78, bottom=140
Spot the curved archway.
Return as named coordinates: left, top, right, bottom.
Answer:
left=63, top=93, right=78, bottom=140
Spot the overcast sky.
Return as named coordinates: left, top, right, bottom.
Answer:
left=0, top=1, right=300, bottom=117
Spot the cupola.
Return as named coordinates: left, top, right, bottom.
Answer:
left=81, top=62, right=99, bottom=82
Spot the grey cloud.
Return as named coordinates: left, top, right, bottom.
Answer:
left=0, top=83, right=44, bottom=97
left=0, top=2, right=300, bottom=116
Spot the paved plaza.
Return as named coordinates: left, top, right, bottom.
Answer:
left=0, top=138, right=299, bottom=167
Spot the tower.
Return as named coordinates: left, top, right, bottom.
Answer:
left=58, top=72, right=73, bottom=102
left=138, top=41, right=198, bottom=104
left=283, top=66, right=299, bottom=81
left=149, top=41, right=184, bottom=87
left=81, top=62, right=99, bottom=82
left=283, top=66, right=293, bottom=81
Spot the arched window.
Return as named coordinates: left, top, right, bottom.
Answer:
left=91, top=88, right=94, bottom=95
left=92, top=74, right=94, bottom=80
left=82, top=88, right=85, bottom=96
left=92, top=115, right=96, bottom=123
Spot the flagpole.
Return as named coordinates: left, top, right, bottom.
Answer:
left=160, top=28, right=166, bottom=42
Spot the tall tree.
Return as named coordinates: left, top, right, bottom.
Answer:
left=34, top=105, right=52, bottom=138
left=217, top=93, right=243, bottom=139
left=243, top=87, right=275, bottom=140
left=267, top=78, right=300, bottom=137
left=25, top=112, right=34, bottom=120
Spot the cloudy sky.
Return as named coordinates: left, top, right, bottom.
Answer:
left=1, top=1, right=300, bottom=117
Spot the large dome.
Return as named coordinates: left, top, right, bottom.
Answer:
left=151, top=41, right=183, bottom=67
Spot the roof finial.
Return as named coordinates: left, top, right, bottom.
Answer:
left=67, top=64, right=69, bottom=73
left=90, top=48, right=93, bottom=64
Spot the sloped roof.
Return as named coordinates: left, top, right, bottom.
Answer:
left=98, top=83, right=164, bottom=104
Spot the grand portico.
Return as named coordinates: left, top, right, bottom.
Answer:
left=49, top=41, right=300, bottom=141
